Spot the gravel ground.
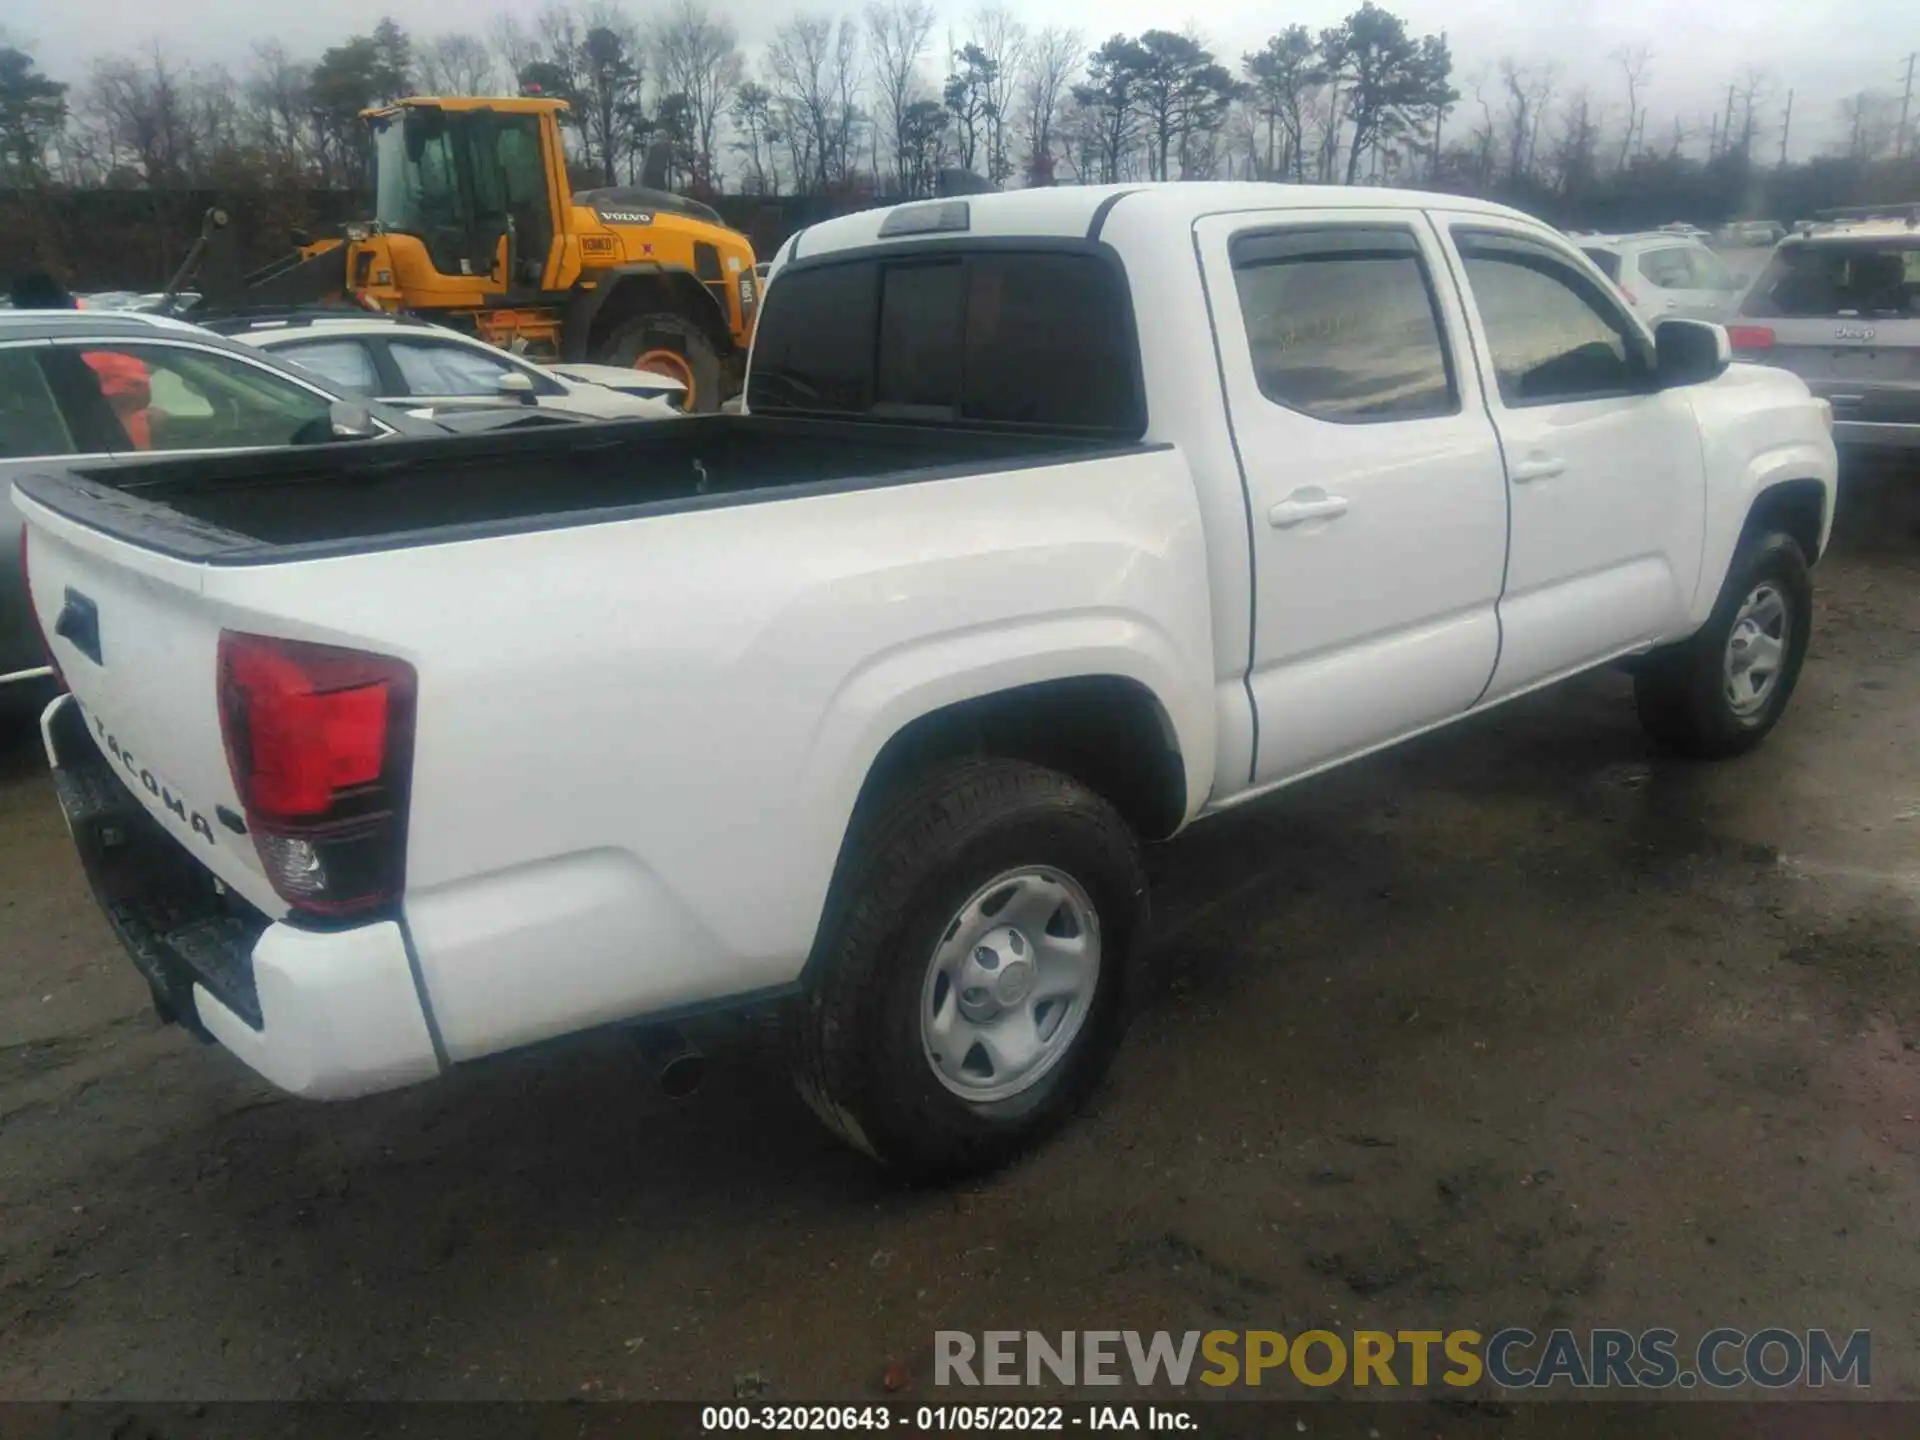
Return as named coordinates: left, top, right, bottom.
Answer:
left=0, top=460, right=1915, bottom=1417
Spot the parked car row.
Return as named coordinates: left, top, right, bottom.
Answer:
left=2, top=306, right=684, bottom=685
left=1573, top=230, right=1752, bottom=329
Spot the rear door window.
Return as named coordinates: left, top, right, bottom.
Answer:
left=1229, top=226, right=1457, bottom=422
left=389, top=339, right=520, bottom=396
left=274, top=338, right=381, bottom=394
left=1637, top=247, right=1695, bottom=290
left=748, top=248, right=1143, bottom=435
left=1741, top=241, right=1920, bottom=318
left=0, top=348, right=76, bottom=459
left=56, top=343, right=332, bottom=452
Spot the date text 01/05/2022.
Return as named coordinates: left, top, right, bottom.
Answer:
left=699, top=1405, right=1196, bottom=1431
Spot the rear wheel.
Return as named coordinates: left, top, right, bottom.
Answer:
left=792, top=760, right=1147, bottom=1183
left=1635, top=529, right=1812, bottom=758
left=596, top=311, right=722, bottom=413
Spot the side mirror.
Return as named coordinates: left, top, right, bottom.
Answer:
left=328, top=401, right=381, bottom=440
left=1655, top=319, right=1732, bottom=388
left=495, top=371, right=538, bottom=405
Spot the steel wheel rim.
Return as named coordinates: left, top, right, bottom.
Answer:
left=1724, top=581, right=1789, bottom=720
left=633, top=348, right=695, bottom=409
left=919, top=867, right=1102, bottom=1104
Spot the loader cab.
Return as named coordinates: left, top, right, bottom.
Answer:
left=368, top=102, right=558, bottom=292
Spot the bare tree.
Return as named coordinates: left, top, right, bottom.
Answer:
left=417, top=33, right=499, bottom=96
left=653, top=0, right=742, bottom=189
left=1612, top=43, right=1651, bottom=169
left=1498, top=57, right=1554, bottom=183
left=1458, top=68, right=1498, bottom=188
left=488, top=13, right=544, bottom=85
left=1018, top=25, right=1081, bottom=185
left=730, top=77, right=782, bottom=192
left=828, top=16, right=865, bottom=187
left=1547, top=85, right=1600, bottom=198
left=967, top=5, right=1025, bottom=186
left=87, top=47, right=194, bottom=185
left=866, top=0, right=937, bottom=193
left=769, top=13, right=863, bottom=192
left=1834, top=90, right=1900, bottom=161
left=242, top=42, right=311, bottom=174
left=1728, top=64, right=1771, bottom=164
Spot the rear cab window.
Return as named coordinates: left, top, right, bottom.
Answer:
left=747, top=247, right=1144, bottom=436
left=1227, top=226, right=1458, bottom=423
left=1741, top=238, right=1920, bottom=318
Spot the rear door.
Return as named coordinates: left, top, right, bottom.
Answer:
left=2, top=340, right=90, bottom=678
left=1732, top=236, right=1920, bottom=435
left=1436, top=217, right=1707, bottom=697
left=1193, top=209, right=1509, bottom=786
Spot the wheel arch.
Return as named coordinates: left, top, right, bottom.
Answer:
left=854, top=675, right=1190, bottom=842
left=800, top=672, right=1193, bottom=990
left=564, top=264, right=732, bottom=362
left=1689, top=446, right=1835, bottom=629
left=1744, top=477, right=1828, bottom=567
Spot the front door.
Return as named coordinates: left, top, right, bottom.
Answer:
left=1434, top=217, right=1707, bottom=700
left=1194, top=211, right=1510, bottom=788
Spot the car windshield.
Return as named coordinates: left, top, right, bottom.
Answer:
left=1740, top=238, right=1920, bottom=318
left=373, top=109, right=545, bottom=240
left=373, top=115, right=459, bottom=237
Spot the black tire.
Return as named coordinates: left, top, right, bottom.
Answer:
left=596, top=311, right=723, bottom=413
left=793, top=759, right=1148, bottom=1183
left=1635, top=530, right=1812, bottom=759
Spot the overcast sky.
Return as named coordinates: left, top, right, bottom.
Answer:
left=6, top=0, right=1913, bottom=160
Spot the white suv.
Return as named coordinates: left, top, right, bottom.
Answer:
left=1575, top=232, right=1750, bottom=329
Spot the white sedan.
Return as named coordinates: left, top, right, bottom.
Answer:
left=220, top=314, right=684, bottom=420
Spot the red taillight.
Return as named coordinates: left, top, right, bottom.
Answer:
left=218, top=631, right=416, bottom=920
left=18, top=527, right=64, bottom=685
left=1726, top=325, right=1775, bottom=353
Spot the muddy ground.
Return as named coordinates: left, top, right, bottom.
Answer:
left=0, top=463, right=1916, bottom=1419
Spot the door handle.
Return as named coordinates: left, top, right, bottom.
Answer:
left=1508, top=456, right=1566, bottom=485
left=1268, top=494, right=1350, bottom=528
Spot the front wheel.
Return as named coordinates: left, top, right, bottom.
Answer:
left=792, top=760, right=1147, bottom=1183
left=1635, top=530, right=1812, bottom=759
left=596, top=312, right=723, bottom=413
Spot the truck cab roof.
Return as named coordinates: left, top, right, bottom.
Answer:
left=780, top=183, right=1540, bottom=265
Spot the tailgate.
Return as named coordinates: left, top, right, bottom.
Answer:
left=20, top=496, right=285, bottom=918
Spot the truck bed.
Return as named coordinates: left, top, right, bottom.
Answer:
left=14, top=415, right=1124, bottom=564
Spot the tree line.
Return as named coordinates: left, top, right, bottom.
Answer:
left=2, top=2, right=1918, bottom=235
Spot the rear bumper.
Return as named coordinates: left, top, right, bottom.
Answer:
left=43, top=693, right=441, bottom=1100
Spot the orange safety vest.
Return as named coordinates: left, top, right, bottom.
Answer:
left=82, top=350, right=153, bottom=450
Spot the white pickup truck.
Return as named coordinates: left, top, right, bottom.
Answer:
left=19, top=184, right=1836, bottom=1180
